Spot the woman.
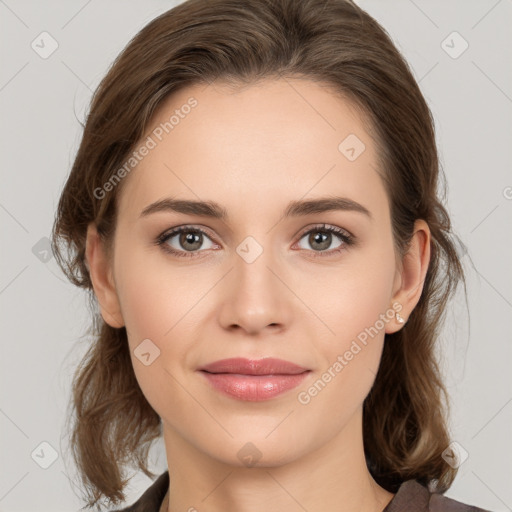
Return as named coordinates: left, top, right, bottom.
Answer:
left=51, top=0, right=491, bottom=511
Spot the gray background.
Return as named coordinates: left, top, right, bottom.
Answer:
left=1, top=1, right=511, bottom=511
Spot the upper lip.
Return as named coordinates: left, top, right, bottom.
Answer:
left=198, top=357, right=310, bottom=375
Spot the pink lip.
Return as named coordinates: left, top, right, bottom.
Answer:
left=198, top=357, right=311, bottom=401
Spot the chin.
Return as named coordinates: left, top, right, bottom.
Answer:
left=203, top=435, right=306, bottom=469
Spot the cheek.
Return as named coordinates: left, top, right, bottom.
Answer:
left=118, top=279, right=167, bottom=344
left=113, top=251, right=200, bottom=414
left=296, top=263, right=395, bottom=431
left=306, top=239, right=397, bottom=402
left=114, top=245, right=205, bottom=342
left=308, top=245, right=397, bottom=343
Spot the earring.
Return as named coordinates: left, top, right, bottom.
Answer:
left=396, top=312, right=405, bottom=324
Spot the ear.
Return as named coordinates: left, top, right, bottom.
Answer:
left=386, top=219, right=431, bottom=334
left=85, top=223, right=125, bottom=328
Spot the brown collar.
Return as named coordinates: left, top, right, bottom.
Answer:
left=158, top=488, right=169, bottom=512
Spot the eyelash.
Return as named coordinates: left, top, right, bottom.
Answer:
left=155, top=224, right=355, bottom=259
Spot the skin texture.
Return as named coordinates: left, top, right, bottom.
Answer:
left=86, top=78, right=431, bottom=512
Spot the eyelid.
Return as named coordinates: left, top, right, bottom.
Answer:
left=294, top=222, right=353, bottom=240
left=157, top=223, right=215, bottom=238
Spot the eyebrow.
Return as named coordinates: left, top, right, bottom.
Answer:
left=139, top=196, right=372, bottom=220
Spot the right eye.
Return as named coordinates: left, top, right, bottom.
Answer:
left=156, top=226, right=219, bottom=258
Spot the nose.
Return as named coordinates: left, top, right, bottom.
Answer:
left=217, top=242, right=292, bottom=336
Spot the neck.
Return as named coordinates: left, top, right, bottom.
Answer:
left=161, top=409, right=394, bottom=512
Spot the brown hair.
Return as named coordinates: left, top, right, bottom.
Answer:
left=51, top=0, right=466, bottom=509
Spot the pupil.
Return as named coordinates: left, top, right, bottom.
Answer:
left=311, top=231, right=330, bottom=250
left=181, top=231, right=202, bottom=251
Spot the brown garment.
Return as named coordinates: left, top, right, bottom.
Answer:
left=112, top=471, right=492, bottom=512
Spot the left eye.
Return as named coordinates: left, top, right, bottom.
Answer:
left=294, top=225, right=353, bottom=256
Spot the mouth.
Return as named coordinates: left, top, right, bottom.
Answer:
left=198, top=357, right=310, bottom=375
left=197, top=357, right=311, bottom=401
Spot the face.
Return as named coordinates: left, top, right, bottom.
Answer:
left=93, top=78, right=410, bottom=468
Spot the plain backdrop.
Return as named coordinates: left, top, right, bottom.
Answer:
left=1, top=1, right=511, bottom=511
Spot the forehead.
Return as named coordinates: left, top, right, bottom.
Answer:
left=117, top=77, right=386, bottom=221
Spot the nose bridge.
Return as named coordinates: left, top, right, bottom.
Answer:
left=236, top=232, right=281, bottom=306
left=236, top=235, right=276, bottom=293
left=217, top=233, right=289, bottom=333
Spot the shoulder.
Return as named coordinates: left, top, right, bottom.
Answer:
left=110, top=471, right=169, bottom=512
left=384, top=479, right=493, bottom=512
left=109, top=473, right=493, bottom=512
left=429, top=489, right=492, bottom=512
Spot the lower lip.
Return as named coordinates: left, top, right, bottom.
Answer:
left=199, top=371, right=310, bottom=401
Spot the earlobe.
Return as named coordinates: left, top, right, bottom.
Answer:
left=85, top=223, right=125, bottom=328
left=386, top=219, right=431, bottom=334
